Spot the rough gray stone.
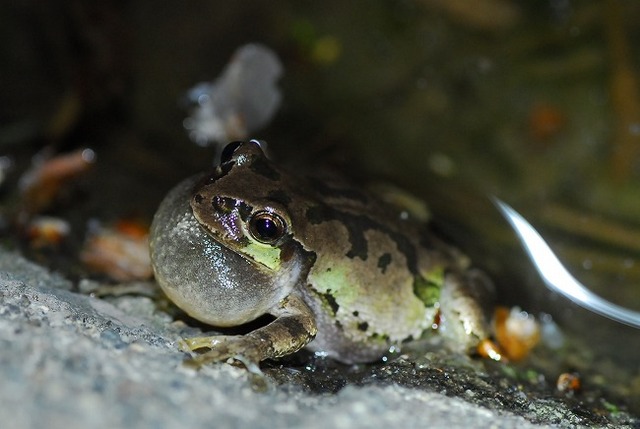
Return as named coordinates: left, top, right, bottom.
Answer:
left=0, top=248, right=619, bottom=429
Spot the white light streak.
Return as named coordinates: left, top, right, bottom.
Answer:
left=494, top=198, right=640, bottom=329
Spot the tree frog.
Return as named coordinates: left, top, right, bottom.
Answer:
left=149, top=140, right=496, bottom=366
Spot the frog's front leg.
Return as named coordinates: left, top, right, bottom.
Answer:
left=439, top=269, right=501, bottom=358
left=180, top=294, right=317, bottom=368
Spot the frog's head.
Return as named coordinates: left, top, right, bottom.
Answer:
left=188, top=140, right=315, bottom=321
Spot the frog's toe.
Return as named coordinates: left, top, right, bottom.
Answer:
left=184, top=347, right=234, bottom=368
left=180, top=335, right=263, bottom=371
left=179, top=335, right=229, bottom=353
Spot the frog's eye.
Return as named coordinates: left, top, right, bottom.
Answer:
left=220, top=141, right=243, bottom=164
left=248, top=211, right=287, bottom=245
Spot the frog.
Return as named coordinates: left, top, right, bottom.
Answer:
left=149, top=140, right=498, bottom=367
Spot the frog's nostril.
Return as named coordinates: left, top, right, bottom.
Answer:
left=193, top=194, right=204, bottom=204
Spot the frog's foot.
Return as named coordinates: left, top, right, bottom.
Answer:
left=179, top=335, right=264, bottom=372
left=178, top=295, right=317, bottom=371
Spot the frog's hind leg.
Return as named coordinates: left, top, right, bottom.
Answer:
left=439, top=269, right=501, bottom=359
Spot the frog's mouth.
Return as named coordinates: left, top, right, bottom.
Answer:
left=194, top=220, right=282, bottom=272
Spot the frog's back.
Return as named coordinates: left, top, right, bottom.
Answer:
left=288, top=174, right=465, bottom=362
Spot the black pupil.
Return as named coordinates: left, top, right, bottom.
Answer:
left=254, top=217, right=281, bottom=241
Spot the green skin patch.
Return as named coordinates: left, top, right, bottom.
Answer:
left=413, top=266, right=444, bottom=308
left=307, top=257, right=432, bottom=344
left=243, top=242, right=282, bottom=270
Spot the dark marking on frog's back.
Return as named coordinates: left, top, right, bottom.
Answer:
left=370, top=332, right=390, bottom=342
left=334, top=319, right=343, bottom=331
left=357, top=321, right=369, bottom=332
left=311, top=288, right=340, bottom=316
left=377, top=253, right=392, bottom=273
left=305, top=204, right=418, bottom=273
left=324, top=292, right=340, bottom=315
left=306, top=205, right=368, bottom=260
